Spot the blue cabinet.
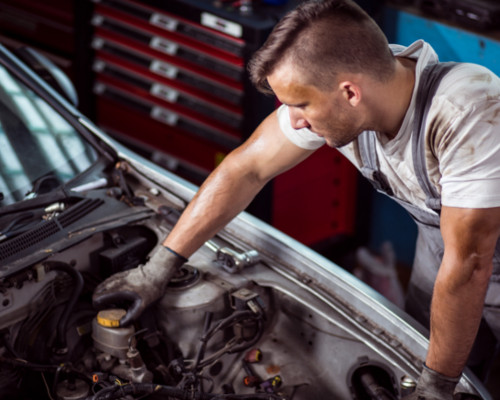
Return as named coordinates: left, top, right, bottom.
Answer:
left=382, top=5, right=500, bottom=74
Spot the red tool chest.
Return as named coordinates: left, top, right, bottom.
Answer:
left=89, top=0, right=358, bottom=246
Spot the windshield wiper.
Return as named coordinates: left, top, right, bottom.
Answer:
left=0, top=187, right=81, bottom=218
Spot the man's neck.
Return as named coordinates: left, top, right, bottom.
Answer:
left=377, top=57, right=416, bottom=140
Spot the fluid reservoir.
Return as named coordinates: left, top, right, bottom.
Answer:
left=92, top=309, right=135, bottom=359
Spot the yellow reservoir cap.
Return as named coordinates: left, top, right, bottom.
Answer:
left=96, top=309, right=127, bottom=328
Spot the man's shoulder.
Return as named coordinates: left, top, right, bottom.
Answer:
left=439, top=63, right=500, bottom=103
left=448, top=62, right=498, bottom=83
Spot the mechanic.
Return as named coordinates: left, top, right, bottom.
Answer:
left=93, top=0, right=500, bottom=398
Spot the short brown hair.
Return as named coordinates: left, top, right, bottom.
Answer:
left=248, top=0, right=395, bottom=94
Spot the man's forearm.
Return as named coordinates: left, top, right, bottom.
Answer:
left=426, top=206, right=500, bottom=378
left=426, top=258, right=490, bottom=377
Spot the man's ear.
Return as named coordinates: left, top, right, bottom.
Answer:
left=339, top=81, right=362, bottom=107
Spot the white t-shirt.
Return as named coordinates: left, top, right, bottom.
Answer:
left=277, top=40, right=500, bottom=212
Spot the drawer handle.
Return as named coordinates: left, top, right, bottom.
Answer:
left=150, top=37, right=179, bottom=56
left=149, top=60, right=178, bottom=79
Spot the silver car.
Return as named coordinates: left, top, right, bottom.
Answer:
left=0, top=43, right=489, bottom=400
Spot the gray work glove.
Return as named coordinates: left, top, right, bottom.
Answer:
left=92, top=245, right=187, bottom=326
left=403, top=364, right=460, bottom=400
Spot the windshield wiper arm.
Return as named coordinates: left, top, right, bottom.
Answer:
left=25, top=173, right=62, bottom=200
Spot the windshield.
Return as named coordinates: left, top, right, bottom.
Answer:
left=0, top=64, right=97, bottom=206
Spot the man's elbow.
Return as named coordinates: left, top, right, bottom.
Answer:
left=469, top=256, right=494, bottom=287
left=441, top=253, right=493, bottom=293
left=219, top=152, right=270, bottom=189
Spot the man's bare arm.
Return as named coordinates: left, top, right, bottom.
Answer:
left=163, top=109, right=316, bottom=257
left=426, top=205, right=500, bottom=377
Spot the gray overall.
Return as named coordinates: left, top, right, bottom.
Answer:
left=357, top=62, right=500, bottom=372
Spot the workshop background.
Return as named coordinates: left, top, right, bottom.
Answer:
left=1, top=0, right=499, bottom=310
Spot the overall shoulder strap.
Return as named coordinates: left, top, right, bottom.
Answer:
left=358, top=130, right=394, bottom=196
left=412, top=61, right=458, bottom=212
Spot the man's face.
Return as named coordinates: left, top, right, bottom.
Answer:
left=267, top=63, right=363, bottom=148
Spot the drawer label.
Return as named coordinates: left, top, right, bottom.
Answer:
left=150, top=13, right=179, bottom=32
left=150, top=60, right=178, bottom=79
left=151, top=106, right=179, bottom=126
left=151, top=83, right=179, bottom=103
left=150, top=37, right=179, bottom=56
left=201, top=12, right=242, bottom=38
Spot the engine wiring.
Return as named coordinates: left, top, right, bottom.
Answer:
left=190, top=310, right=265, bottom=371
left=85, top=381, right=286, bottom=400
left=149, top=305, right=270, bottom=399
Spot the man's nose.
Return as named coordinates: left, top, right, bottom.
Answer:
left=289, top=107, right=310, bottom=130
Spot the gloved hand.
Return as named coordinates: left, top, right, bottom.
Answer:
left=403, top=364, right=460, bottom=400
left=92, top=245, right=187, bottom=326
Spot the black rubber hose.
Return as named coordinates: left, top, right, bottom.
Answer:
left=43, top=261, right=84, bottom=355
